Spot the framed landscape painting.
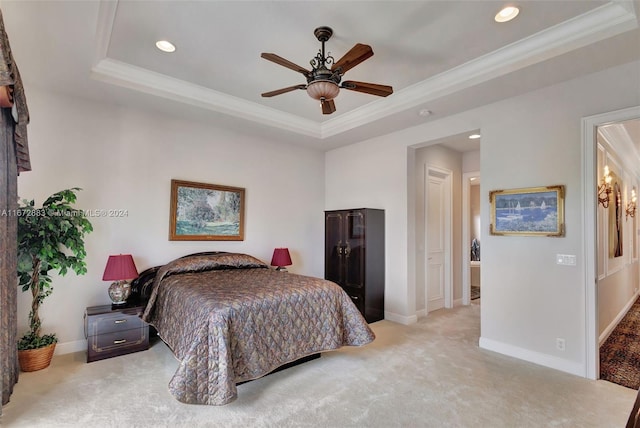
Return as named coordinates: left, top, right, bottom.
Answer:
left=489, top=185, right=565, bottom=237
left=169, top=179, right=245, bottom=241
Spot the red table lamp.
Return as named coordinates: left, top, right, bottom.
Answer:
left=102, top=254, right=139, bottom=305
left=271, top=248, right=292, bottom=272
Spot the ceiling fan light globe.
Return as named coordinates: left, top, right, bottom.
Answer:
left=306, top=80, right=340, bottom=101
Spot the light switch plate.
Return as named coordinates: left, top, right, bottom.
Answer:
left=556, top=254, right=576, bottom=266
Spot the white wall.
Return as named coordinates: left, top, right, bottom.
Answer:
left=463, top=150, right=480, bottom=173
left=17, top=87, right=326, bottom=354
left=325, top=60, right=640, bottom=376
left=325, top=137, right=409, bottom=321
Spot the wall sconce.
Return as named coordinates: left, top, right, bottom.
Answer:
left=626, top=187, right=637, bottom=220
left=598, top=165, right=612, bottom=208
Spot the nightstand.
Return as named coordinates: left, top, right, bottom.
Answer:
left=84, top=303, right=149, bottom=363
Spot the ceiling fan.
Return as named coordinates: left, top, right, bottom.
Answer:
left=260, top=26, right=393, bottom=115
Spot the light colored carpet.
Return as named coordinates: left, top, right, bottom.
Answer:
left=1, top=304, right=636, bottom=427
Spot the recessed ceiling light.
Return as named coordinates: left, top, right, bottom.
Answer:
left=418, top=109, right=432, bottom=117
left=468, top=134, right=481, bottom=139
left=155, top=40, right=176, bottom=53
left=470, top=177, right=477, bottom=181
left=495, top=6, right=520, bottom=23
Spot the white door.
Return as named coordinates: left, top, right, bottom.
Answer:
left=426, top=167, right=452, bottom=312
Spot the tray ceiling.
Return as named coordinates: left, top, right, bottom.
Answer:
left=2, top=1, right=639, bottom=149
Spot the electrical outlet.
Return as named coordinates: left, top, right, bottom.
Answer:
left=556, top=338, right=566, bottom=351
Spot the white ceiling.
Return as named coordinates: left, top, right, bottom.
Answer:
left=1, top=0, right=639, bottom=151
left=598, top=118, right=640, bottom=166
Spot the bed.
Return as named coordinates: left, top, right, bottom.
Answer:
left=136, top=252, right=375, bottom=405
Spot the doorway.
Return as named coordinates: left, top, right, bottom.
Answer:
left=425, top=165, right=452, bottom=312
left=412, top=131, right=481, bottom=317
left=582, top=106, right=640, bottom=379
left=462, top=171, right=481, bottom=305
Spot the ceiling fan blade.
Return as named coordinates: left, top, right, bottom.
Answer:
left=321, top=99, right=336, bottom=115
left=331, top=43, right=374, bottom=74
left=261, top=84, right=307, bottom=98
left=341, top=80, right=393, bottom=97
left=261, top=53, right=311, bottom=76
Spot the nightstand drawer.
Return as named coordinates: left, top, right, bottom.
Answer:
left=86, top=311, right=144, bottom=337
left=85, top=303, right=150, bottom=363
left=87, top=325, right=148, bottom=362
left=93, top=327, right=146, bottom=350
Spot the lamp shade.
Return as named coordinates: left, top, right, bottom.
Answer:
left=102, top=254, right=139, bottom=281
left=270, top=248, right=292, bottom=267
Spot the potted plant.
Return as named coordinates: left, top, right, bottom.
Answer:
left=16, top=188, right=93, bottom=371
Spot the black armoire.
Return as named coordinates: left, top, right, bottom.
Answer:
left=325, top=208, right=384, bottom=323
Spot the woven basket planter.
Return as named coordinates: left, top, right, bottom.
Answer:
left=18, top=343, right=56, bottom=372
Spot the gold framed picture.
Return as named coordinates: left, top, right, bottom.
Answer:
left=169, top=179, right=245, bottom=241
left=489, top=185, right=565, bottom=237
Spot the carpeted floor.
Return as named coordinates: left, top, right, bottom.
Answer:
left=600, top=296, right=640, bottom=390
left=2, top=304, right=636, bottom=427
left=471, top=285, right=480, bottom=300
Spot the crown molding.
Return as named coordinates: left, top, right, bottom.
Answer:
left=92, top=0, right=320, bottom=137
left=93, top=1, right=638, bottom=140
left=322, top=2, right=639, bottom=138
left=93, top=0, right=118, bottom=67
left=598, top=119, right=640, bottom=174
left=91, top=58, right=322, bottom=138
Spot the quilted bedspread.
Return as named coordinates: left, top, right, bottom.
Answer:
left=141, top=253, right=375, bottom=405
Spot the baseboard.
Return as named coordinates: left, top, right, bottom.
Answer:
left=384, top=311, right=418, bottom=325
left=599, top=291, right=640, bottom=346
left=54, top=339, right=85, bottom=355
left=415, top=304, right=465, bottom=319
left=479, top=336, right=585, bottom=377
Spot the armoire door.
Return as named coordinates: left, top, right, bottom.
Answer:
left=344, top=211, right=365, bottom=289
left=325, top=208, right=385, bottom=323
left=325, top=211, right=344, bottom=284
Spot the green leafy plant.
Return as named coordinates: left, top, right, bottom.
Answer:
left=17, top=188, right=93, bottom=350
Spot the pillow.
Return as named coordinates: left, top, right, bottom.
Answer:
left=178, top=251, right=228, bottom=259
left=141, top=253, right=267, bottom=322
left=164, top=252, right=268, bottom=277
left=130, top=266, right=161, bottom=300
left=136, top=253, right=267, bottom=305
